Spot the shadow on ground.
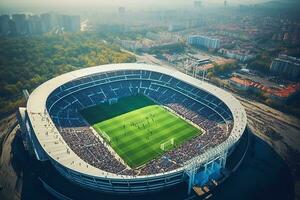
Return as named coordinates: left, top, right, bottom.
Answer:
left=210, top=133, right=294, bottom=200
left=1, top=129, right=295, bottom=200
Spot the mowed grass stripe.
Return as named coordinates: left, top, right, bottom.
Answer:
left=96, top=115, right=190, bottom=167
left=111, top=121, right=195, bottom=158
left=99, top=107, right=164, bottom=131
left=103, top=106, right=180, bottom=131
left=119, top=123, right=197, bottom=157
left=119, top=127, right=197, bottom=166
left=107, top=116, right=183, bottom=149
left=113, top=120, right=180, bottom=158
left=97, top=105, right=180, bottom=133
left=80, top=94, right=201, bottom=168
left=115, top=119, right=190, bottom=152
left=123, top=128, right=199, bottom=166
left=98, top=111, right=179, bottom=140
left=81, top=95, right=155, bottom=124
left=98, top=107, right=170, bottom=134
left=98, top=105, right=160, bottom=128
left=96, top=111, right=198, bottom=166
left=91, top=106, right=173, bottom=167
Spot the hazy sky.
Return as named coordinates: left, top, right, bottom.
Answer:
left=0, top=0, right=270, bottom=8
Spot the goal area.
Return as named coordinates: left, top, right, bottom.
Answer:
left=108, top=98, right=118, bottom=105
left=160, top=138, right=174, bottom=151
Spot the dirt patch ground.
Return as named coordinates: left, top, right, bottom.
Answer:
left=236, top=96, right=300, bottom=200
left=0, top=125, right=22, bottom=200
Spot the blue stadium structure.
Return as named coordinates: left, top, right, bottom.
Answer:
left=17, top=63, right=247, bottom=195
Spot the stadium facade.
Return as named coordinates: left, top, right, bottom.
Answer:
left=17, top=63, right=247, bottom=194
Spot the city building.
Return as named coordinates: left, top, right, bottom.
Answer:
left=194, top=1, right=202, bottom=8
left=146, top=32, right=181, bottom=44
left=269, top=83, right=300, bottom=103
left=62, top=15, right=80, bottom=32
left=0, top=13, right=80, bottom=36
left=0, top=15, right=11, bottom=36
left=229, top=76, right=300, bottom=104
left=270, top=54, right=300, bottom=80
left=187, top=35, right=220, bottom=49
left=219, top=49, right=256, bottom=62
left=118, top=7, right=126, bottom=15
left=229, top=77, right=252, bottom=91
left=27, top=15, right=42, bottom=35
left=119, top=39, right=142, bottom=50
left=116, top=39, right=154, bottom=51
left=12, top=14, right=28, bottom=35
left=40, top=13, right=52, bottom=33
left=224, top=0, right=228, bottom=7
left=168, top=23, right=185, bottom=32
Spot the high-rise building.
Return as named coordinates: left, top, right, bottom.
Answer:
left=168, top=24, right=185, bottom=32
left=118, top=7, right=125, bottom=15
left=194, top=1, right=202, bottom=8
left=40, top=13, right=52, bottom=33
left=12, top=14, right=28, bottom=35
left=62, top=15, right=80, bottom=32
left=50, top=14, right=63, bottom=30
left=187, top=35, right=220, bottom=49
left=0, top=13, right=81, bottom=36
left=0, top=15, right=11, bottom=36
left=28, top=15, right=42, bottom=34
left=224, top=0, right=228, bottom=7
left=218, top=48, right=256, bottom=62
left=8, top=19, right=17, bottom=36
left=270, top=55, right=300, bottom=80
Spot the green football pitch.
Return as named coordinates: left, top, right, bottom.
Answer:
left=80, top=95, right=200, bottom=168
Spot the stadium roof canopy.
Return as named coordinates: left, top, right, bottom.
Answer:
left=27, top=63, right=247, bottom=179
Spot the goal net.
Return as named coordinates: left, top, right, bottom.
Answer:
left=160, top=138, right=174, bottom=151
left=108, top=98, right=118, bottom=105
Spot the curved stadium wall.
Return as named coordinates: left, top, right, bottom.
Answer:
left=20, top=63, right=247, bottom=194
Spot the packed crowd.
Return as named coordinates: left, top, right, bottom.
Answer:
left=138, top=103, right=231, bottom=175
left=56, top=98, right=232, bottom=176
left=59, top=127, right=126, bottom=173
left=47, top=72, right=234, bottom=175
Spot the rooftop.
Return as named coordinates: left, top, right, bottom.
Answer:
left=275, top=54, right=300, bottom=66
left=26, top=63, right=247, bottom=179
left=272, top=83, right=300, bottom=98
left=230, top=76, right=300, bottom=98
left=230, top=77, right=252, bottom=87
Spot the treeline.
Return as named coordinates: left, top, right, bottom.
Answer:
left=0, top=33, right=136, bottom=118
left=206, top=62, right=238, bottom=78
left=148, top=43, right=186, bottom=55
left=247, top=50, right=272, bottom=73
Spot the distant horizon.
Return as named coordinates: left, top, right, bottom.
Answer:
left=0, top=0, right=272, bottom=10
left=0, top=0, right=276, bottom=15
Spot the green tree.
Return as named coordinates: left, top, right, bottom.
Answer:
left=0, top=33, right=136, bottom=118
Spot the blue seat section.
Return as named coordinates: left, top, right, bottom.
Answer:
left=47, top=70, right=233, bottom=129
left=44, top=70, right=235, bottom=175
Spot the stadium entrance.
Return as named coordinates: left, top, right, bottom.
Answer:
left=185, top=152, right=227, bottom=196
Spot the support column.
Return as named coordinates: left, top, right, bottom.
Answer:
left=204, top=163, right=208, bottom=174
left=221, top=151, right=227, bottom=168
left=187, top=169, right=195, bottom=195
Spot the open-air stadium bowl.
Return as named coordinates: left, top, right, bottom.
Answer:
left=21, top=63, right=247, bottom=194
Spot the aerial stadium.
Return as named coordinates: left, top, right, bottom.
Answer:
left=17, top=63, right=247, bottom=196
